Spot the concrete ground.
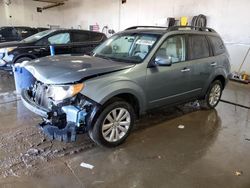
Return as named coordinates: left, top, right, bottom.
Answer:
left=0, top=71, right=250, bottom=188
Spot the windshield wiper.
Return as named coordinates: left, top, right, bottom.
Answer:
left=94, top=54, right=115, bottom=61
left=94, top=54, right=139, bottom=64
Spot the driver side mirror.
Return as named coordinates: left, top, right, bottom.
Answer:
left=154, top=55, right=172, bottom=66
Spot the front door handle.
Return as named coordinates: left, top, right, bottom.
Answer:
left=181, top=68, right=191, bottom=73
left=211, top=62, right=217, bottom=67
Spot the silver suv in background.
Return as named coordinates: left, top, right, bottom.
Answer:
left=21, top=26, right=231, bottom=147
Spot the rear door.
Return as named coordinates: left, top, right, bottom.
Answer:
left=186, top=34, right=213, bottom=97
left=71, top=31, right=105, bottom=55
left=71, top=31, right=93, bottom=55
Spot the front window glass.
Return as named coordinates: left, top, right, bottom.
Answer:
left=48, top=33, right=70, bottom=45
left=22, top=30, right=54, bottom=43
left=93, top=33, right=160, bottom=63
left=156, top=35, right=186, bottom=63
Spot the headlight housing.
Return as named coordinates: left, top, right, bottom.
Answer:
left=0, top=47, right=17, bottom=54
left=47, top=83, right=84, bottom=101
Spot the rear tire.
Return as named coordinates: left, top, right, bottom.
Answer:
left=200, top=80, right=223, bottom=109
left=89, top=100, right=135, bottom=147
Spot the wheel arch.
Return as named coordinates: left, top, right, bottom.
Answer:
left=13, top=54, right=37, bottom=63
left=202, top=68, right=228, bottom=96
left=101, top=93, right=141, bottom=118
left=86, top=91, right=143, bottom=134
left=212, top=75, right=226, bottom=89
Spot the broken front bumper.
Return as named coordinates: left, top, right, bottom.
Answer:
left=21, top=89, right=100, bottom=142
left=21, top=89, right=50, bottom=118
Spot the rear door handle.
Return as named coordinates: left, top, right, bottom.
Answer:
left=211, top=62, right=217, bottom=67
left=181, top=68, right=191, bottom=73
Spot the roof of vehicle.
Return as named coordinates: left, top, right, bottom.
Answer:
left=0, top=26, right=35, bottom=29
left=51, top=28, right=105, bottom=34
left=121, top=26, right=218, bottom=36
left=0, top=27, right=105, bottom=35
left=122, top=28, right=167, bottom=35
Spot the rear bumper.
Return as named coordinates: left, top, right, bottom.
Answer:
left=21, top=89, right=50, bottom=118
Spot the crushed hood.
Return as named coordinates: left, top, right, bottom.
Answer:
left=24, top=55, right=135, bottom=85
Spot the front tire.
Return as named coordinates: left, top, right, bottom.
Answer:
left=200, top=80, right=223, bottom=109
left=89, top=100, right=135, bottom=147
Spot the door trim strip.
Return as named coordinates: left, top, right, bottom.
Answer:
left=149, top=88, right=202, bottom=104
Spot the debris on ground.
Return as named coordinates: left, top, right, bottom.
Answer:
left=0, top=126, right=95, bottom=178
left=80, top=162, right=94, bottom=169
left=234, top=170, right=243, bottom=176
left=184, top=100, right=200, bottom=108
left=178, top=125, right=185, bottom=129
left=26, top=148, right=40, bottom=156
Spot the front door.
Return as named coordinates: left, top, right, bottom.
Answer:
left=146, top=35, right=194, bottom=109
left=47, top=32, right=72, bottom=55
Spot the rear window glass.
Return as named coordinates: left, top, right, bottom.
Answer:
left=208, top=36, right=226, bottom=55
left=189, top=35, right=210, bottom=60
left=72, top=32, right=90, bottom=43
left=0, top=28, right=19, bottom=40
left=90, top=33, right=104, bottom=41
left=16, top=28, right=37, bottom=39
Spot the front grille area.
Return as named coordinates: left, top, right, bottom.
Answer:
left=31, top=82, right=50, bottom=109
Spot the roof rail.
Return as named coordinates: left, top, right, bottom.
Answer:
left=125, top=25, right=216, bottom=33
left=125, top=26, right=168, bottom=30
left=167, top=26, right=216, bottom=33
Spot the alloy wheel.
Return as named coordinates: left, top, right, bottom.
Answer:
left=102, top=108, right=131, bottom=143
left=208, top=84, right=221, bottom=106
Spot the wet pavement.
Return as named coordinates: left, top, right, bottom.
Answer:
left=0, top=70, right=250, bottom=188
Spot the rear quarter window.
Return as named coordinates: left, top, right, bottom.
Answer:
left=208, top=36, right=226, bottom=55
left=90, top=32, right=105, bottom=42
left=188, top=35, right=210, bottom=60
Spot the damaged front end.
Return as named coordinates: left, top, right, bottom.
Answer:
left=21, top=81, right=100, bottom=142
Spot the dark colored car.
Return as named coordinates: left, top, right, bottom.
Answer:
left=21, top=26, right=231, bottom=147
left=36, top=27, right=49, bottom=32
left=0, top=29, right=107, bottom=70
left=0, top=26, right=44, bottom=43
